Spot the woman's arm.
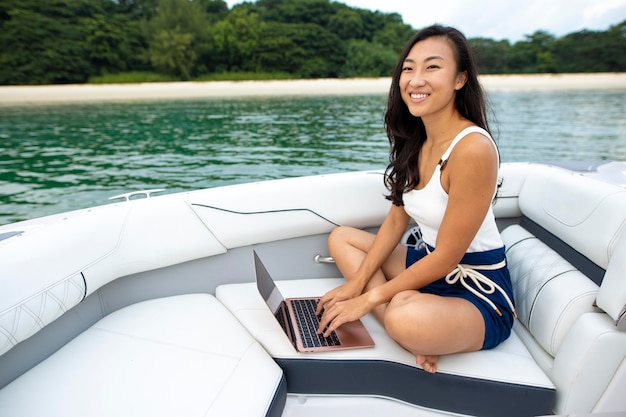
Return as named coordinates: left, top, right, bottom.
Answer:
left=316, top=204, right=411, bottom=314
left=319, top=132, right=499, bottom=335
left=349, top=203, right=412, bottom=289
left=367, top=132, right=499, bottom=306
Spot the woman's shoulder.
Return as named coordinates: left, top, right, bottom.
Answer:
left=450, top=126, right=497, bottom=161
left=443, top=128, right=499, bottom=182
left=456, top=125, right=491, bottom=140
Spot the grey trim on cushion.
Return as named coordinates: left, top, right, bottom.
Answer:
left=266, top=374, right=287, bottom=417
left=0, top=231, right=23, bottom=242
left=275, top=358, right=555, bottom=417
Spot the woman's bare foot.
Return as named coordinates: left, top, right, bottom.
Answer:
left=416, top=354, right=439, bottom=373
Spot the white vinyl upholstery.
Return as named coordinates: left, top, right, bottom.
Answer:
left=0, top=294, right=284, bottom=417
left=550, top=313, right=626, bottom=413
left=596, top=230, right=626, bottom=327
left=517, top=164, right=626, bottom=270
left=188, top=171, right=390, bottom=249
left=216, top=278, right=554, bottom=386
left=501, top=164, right=626, bottom=414
left=0, top=197, right=226, bottom=356
left=501, top=225, right=599, bottom=356
left=216, top=278, right=555, bottom=415
left=212, top=163, right=626, bottom=415
left=0, top=272, right=85, bottom=356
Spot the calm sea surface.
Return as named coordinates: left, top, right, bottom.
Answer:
left=1, top=90, right=625, bottom=225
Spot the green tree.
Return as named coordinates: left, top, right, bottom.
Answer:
left=149, top=28, right=197, bottom=79
left=117, top=0, right=159, bottom=18
left=143, top=0, right=211, bottom=79
left=342, top=40, right=397, bottom=77
left=359, top=10, right=404, bottom=43
left=536, top=51, right=557, bottom=73
left=1, top=0, right=623, bottom=84
left=0, top=0, right=104, bottom=84
left=80, top=13, right=146, bottom=76
left=470, top=38, right=510, bottom=74
left=210, top=7, right=263, bottom=72
left=327, top=7, right=365, bottom=41
left=372, top=21, right=414, bottom=54
left=552, top=21, right=626, bottom=72
left=255, top=22, right=344, bottom=77
left=200, top=0, right=228, bottom=22
left=602, top=20, right=626, bottom=71
left=507, top=30, right=555, bottom=73
left=257, top=0, right=334, bottom=26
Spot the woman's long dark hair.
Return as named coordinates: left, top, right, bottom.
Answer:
left=384, top=25, right=491, bottom=206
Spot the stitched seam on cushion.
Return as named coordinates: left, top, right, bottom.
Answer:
left=528, top=270, right=577, bottom=332
left=202, top=341, right=260, bottom=417
left=89, top=326, right=255, bottom=359
left=551, top=290, right=598, bottom=353
left=505, top=235, right=537, bottom=255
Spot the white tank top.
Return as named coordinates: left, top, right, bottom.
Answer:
left=402, top=126, right=503, bottom=253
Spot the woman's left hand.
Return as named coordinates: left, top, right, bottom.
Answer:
left=317, top=294, right=373, bottom=337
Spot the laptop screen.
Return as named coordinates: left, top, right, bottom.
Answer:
left=254, top=251, right=285, bottom=314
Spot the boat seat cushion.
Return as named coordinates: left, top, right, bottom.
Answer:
left=596, top=229, right=626, bottom=327
left=0, top=294, right=286, bottom=417
left=517, top=164, right=626, bottom=270
left=501, top=225, right=599, bottom=356
left=501, top=164, right=626, bottom=413
left=216, top=278, right=556, bottom=417
left=512, top=164, right=626, bottom=331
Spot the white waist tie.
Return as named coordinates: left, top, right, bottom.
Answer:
left=445, top=260, right=517, bottom=318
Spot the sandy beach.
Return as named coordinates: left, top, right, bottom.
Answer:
left=0, top=73, right=624, bottom=104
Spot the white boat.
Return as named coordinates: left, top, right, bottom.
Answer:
left=0, top=161, right=624, bottom=417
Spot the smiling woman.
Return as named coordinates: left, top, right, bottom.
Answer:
left=316, top=25, right=514, bottom=374
left=399, top=39, right=468, bottom=120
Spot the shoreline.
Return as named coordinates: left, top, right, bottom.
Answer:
left=1, top=73, right=625, bottom=104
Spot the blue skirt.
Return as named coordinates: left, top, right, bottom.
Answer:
left=406, top=245, right=515, bottom=349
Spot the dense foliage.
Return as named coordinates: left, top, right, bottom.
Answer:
left=1, top=0, right=624, bottom=85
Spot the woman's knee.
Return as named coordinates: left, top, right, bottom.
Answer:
left=328, top=226, right=350, bottom=244
left=384, top=291, right=423, bottom=338
left=328, top=226, right=362, bottom=254
left=384, top=293, right=486, bottom=355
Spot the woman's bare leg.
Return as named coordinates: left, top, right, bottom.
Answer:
left=327, top=226, right=485, bottom=373
left=384, top=290, right=485, bottom=373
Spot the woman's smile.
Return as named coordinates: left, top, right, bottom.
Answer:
left=410, top=93, right=429, bottom=100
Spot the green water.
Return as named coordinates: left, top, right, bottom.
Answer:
left=1, top=91, right=625, bottom=225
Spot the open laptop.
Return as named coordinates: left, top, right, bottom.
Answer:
left=253, top=250, right=375, bottom=353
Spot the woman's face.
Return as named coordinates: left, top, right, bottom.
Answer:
left=398, top=36, right=467, bottom=119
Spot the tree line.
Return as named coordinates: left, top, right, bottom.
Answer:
left=1, top=0, right=624, bottom=85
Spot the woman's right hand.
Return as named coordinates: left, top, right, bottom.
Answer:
left=315, top=279, right=365, bottom=316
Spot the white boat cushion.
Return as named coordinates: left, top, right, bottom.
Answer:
left=0, top=272, right=85, bottom=356
left=549, top=312, right=626, bottom=412
left=501, top=164, right=626, bottom=414
left=0, top=294, right=285, bottom=417
left=517, top=164, right=626, bottom=270
left=216, top=278, right=556, bottom=417
left=0, top=197, right=226, bottom=357
left=596, top=229, right=626, bottom=326
left=188, top=171, right=390, bottom=249
left=501, top=225, right=599, bottom=356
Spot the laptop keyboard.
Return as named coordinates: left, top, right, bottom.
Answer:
left=290, top=298, right=341, bottom=348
